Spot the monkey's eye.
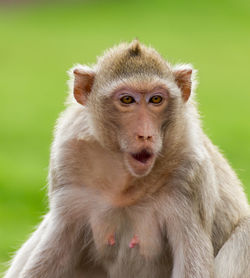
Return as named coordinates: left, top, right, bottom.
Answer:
left=149, top=95, right=163, bottom=104
left=120, top=95, right=135, bottom=104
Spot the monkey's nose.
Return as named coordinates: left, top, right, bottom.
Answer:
left=136, top=135, right=153, bottom=142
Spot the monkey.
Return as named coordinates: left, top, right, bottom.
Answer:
left=4, top=40, right=250, bottom=278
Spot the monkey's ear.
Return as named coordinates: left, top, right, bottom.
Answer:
left=173, top=65, right=193, bottom=102
left=73, top=66, right=95, bottom=105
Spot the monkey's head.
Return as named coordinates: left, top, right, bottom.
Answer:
left=71, top=41, right=194, bottom=177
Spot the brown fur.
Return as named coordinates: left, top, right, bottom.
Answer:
left=4, top=41, right=250, bottom=278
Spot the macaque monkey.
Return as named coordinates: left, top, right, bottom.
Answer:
left=4, top=41, right=250, bottom=278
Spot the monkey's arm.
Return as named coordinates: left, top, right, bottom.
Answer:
left=7, top=188, right=89, bottom=278
left=214, top=215, right=250, bottom=278
left=18, top=209, right=84, bottom=278
left=164, top=193, right=214, bottom=278
left=4, top=214, right=49, bottom=278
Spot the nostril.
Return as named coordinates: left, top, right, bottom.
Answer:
left=137, top=135, right=144, bottom=141
left=136, top=135, right=153, bottom=141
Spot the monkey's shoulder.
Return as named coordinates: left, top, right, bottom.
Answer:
left=55, top=104, right=93, bottom=142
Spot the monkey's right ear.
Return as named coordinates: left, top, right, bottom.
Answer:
left=73, top=66, right=95, bottom=105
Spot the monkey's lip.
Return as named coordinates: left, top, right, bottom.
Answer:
left=131, top=150, right=153, bottom=164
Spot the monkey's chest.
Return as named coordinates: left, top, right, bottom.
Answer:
left=89, top=209, right=172, bottom=278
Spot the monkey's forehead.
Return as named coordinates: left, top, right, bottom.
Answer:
left=93, top=74, right=179, bottom=99
left=95, top=42, right=172, bottom=81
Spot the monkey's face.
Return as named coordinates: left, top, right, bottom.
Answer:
left=71, top=42, right=193, bottom=177
left=108, top=84, right=169, bottom=177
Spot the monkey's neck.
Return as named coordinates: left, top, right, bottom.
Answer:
left=101, top=157, right=178, bottom=208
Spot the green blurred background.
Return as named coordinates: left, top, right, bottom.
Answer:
left=0, top=0, right=249, bottom=275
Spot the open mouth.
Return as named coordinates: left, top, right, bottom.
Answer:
left=131, top=149, right=153, bottom=164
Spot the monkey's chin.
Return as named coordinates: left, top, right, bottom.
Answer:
left=124, top=151, right=155, bottom=177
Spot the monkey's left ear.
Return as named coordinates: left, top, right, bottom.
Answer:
left=173, top=65, right=193, bottom=102
left=72, top=66, right=95, bottom=105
